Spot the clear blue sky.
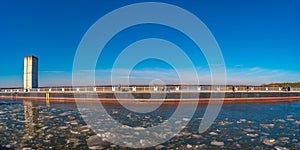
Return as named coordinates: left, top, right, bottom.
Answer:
left=0, top=0, right=299, bottom=87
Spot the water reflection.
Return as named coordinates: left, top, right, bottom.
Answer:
left=23, top=100, right=39, bottom=137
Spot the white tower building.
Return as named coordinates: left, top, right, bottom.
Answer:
left=24, top=56, right=38, bottom=90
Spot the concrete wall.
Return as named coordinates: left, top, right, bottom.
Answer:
left=1, top=92, right=300, bottom=99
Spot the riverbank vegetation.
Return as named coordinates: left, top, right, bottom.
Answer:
left=262, top=82, right=300, bottom=87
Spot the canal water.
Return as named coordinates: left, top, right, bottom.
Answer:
left=0, top=99, right=299, bottom=149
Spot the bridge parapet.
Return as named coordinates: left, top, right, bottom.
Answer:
left=1, top=85, right=300, bottom=93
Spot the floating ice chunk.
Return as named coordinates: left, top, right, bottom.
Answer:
left=59, top=126, right=68, bottom=130
left=59, top=112, right=70, bottom=116
left=88, top=146, right=103, bottom=150
left=292, top=139, right=298, bottom=142
left=276, top=119, right=287, bottom=123
left=175, top=121, right=182, bottom=124
left=279, top=137, right=290, bottom=141
left=81, top=129, right=90, bottom=133
left=40, top=126, right=48, bottom=130
left=244, top=128, right=255, bottom=132
left=181, top=132, right=191, bottom=136
left=67, top=138, right=80, bottom=145
left=182, top=118, right=190, bottom=122
left=209, top=132, right=218, bottom=135
left=192, top=134, right=202, bottom=138
left=219, top=121, right=233, bottom=125
left=81, top=125, right=92, bottom=129
left=187, top=144, right=193, bottom=149
left=134, top=127, right=145, bottom=130
left=0, top=126, right=8, bottom=132
left=263, top=138, right=277, bottom=146
left=274, top=146, right=289, bottom=150
left=121, top=125, right=130, bottom=129
left=140, top=139, right=147, bottom=146
left=112, top=110, right=119, bottom=115
left=195, top=144, right=206, bottom=149
left=70, top=121, right=78, bottom=125
left=211, top=141, right=224, bottom=146
left=46, top=134, right=53, bottom=139
left=246, top=134, right=258, bottom=137
left=261, top=132, right=270, bottom=136
left=70, top=130, right=80, bottom=135
left=240, top=119, right=247, bottom=122
left=260, top=124, right=274, bottom=128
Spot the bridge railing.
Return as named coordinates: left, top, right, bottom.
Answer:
left=1, top=85, right=300, bottom=93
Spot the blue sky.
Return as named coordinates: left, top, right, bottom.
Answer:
left=0, top=0, right=299, bottom=87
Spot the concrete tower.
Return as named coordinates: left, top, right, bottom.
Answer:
left=24, top=56, right=38, bottom=90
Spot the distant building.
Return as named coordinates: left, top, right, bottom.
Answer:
left=24, top=56, right=38, bottom=90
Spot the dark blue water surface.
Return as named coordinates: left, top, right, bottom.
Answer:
left=0, top=99, right=299, bottom=149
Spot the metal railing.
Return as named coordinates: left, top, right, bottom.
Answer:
left=0, top=85, right=300, bottom=93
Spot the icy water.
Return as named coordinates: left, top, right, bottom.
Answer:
left=0, top=99, right=299, bottom=149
